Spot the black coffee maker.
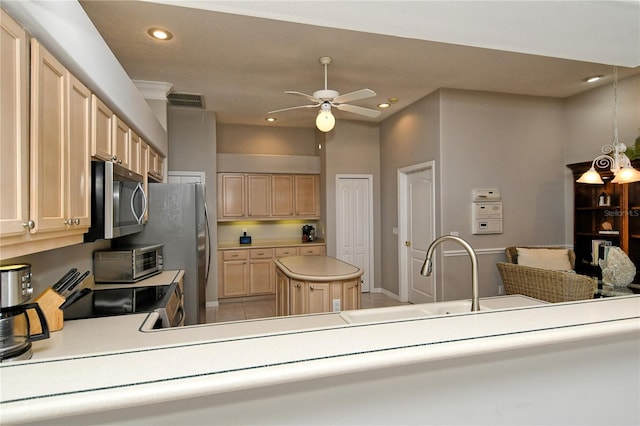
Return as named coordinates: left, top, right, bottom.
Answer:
left=302, top=225, right=316, bottom=242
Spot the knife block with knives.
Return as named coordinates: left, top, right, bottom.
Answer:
left=28, top=288, right=65, bottom=332
left=28, top=268, right=92, bottom=332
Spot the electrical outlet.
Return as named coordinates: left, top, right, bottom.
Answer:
left=332, top=299, right=341, bottom=312
left=242, top=227, right=247, bottom=233
left=498, top=285, right=505, bottom=295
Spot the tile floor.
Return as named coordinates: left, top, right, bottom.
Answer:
left=206, top=292, right=408, bottom=323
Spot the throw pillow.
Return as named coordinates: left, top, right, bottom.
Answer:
left=516, top=247, right=572, bottom=271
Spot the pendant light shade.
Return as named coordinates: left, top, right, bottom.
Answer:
left=611, top=166, right=640, bottom=184
left=576, top=66, right=640, bottom=185
left=576, top=167, right=605, bottom=184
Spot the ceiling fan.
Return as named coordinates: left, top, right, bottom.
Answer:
left=268, top=56, right=381, bottom=132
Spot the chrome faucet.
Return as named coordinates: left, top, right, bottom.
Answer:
left=420, top=235, right=480, bottom=311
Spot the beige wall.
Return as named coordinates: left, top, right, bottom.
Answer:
left=379, top=92, right=442, bottom=296
left=167, top=108, right=218, bottom=303
left=437, top=89, right=566, bottom=300
left=380, top=89, right=567, bottom=300
left=323, top=120, right=381, bottom=286
left=217, top=123, right=317, bottom=155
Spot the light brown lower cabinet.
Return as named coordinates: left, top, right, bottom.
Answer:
left=218, top=245, right=326, bottom=299
left=276, top=273, right=361, bottom=316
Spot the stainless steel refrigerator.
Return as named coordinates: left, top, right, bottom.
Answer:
left=121, top=182, right=210, bottom=325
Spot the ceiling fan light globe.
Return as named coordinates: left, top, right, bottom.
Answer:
left=316, top=110, right=335, bottom=132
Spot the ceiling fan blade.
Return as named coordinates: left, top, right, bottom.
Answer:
left=268, top=104, right=320, bottom=114
left=333, top=88, right=377, bottom=104
left=285, top=91, right=321, bottom=103
left=336, top=103, right=381, bottom=118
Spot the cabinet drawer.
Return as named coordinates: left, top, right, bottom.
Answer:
left=275, top=247, right=298, bottom=257
left=250, top=248, right=274, bottom=259
left=223, top=250, right=248, bottom=261
left=299, top=246, right=323, bottom=256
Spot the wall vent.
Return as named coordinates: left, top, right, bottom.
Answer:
left=167, top=92, right=205, bottom=109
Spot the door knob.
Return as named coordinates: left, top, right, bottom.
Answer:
left=405, top=241, right=411, bottom=247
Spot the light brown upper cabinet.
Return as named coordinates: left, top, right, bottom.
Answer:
left=0, top=10, right=29, bottom=239
left=112, top=115, right=131, bottom=170
left=247, top=174, right=271, bottom=217
left=147, top=144, right=165, bottom=182
left=30, top=40, right=91, bottom=235
left=294, top=174, right=320, bottom=217
left=271, top=175, right=294, bottom=217
left=129, top=130, right=142, bottom=175
left=217, top=173, right=246, bottom=219
left=65, top=73, right=92, bottom=231
left=1, top=37, right=91, bottom=259
left=91, top=95, right=114, bottom=162
left=91, top=95, right=146, bottom=177
left=217, top=173, right=320, bottom=221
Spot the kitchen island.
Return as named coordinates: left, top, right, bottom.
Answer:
left=275, top=255, right=363, bottom=315
left=0, top=295, right=638, bottom=425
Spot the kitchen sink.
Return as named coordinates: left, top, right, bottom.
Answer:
left=339, top=300, right=490, bottom=324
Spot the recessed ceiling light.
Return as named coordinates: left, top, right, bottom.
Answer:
left=265, top=117, right=277, bottom=123
left=388, top=97, right=399, bottom=104
left=583, top=75, right=604, bottom=83
left=147, top=28, right=173, bottom=41
left=378, top=102, right=391, bottom=109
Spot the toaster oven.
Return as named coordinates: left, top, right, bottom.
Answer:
left=94, top=244, right=163, bottom=283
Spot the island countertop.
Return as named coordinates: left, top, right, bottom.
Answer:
left=1, top=295, right=638, bottom=425
left=275, top=255, right=363, bottom=281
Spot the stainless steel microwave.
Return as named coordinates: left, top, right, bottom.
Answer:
left=85, top=161, right=147, bottom=242
left=93, top=244, right=163, bottom=283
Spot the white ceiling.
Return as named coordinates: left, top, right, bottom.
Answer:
left=79, top=0, right=640, bottom=129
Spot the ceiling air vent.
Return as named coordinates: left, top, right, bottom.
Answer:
left=167, top=92, right=205, bottom=109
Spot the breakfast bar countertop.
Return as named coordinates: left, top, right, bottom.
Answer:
left=1, top=295, right=638, bottom=425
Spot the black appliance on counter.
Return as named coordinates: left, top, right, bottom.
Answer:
left=302, top=225, right=316, bottom=242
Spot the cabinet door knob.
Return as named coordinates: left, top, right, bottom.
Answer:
left=405, top=241, right=411, bottom=247
left=74, top=218, right=81, bottom=225
left=22, top=220, right=35, bottom=229
left=64, top=219, right=72, bottom=225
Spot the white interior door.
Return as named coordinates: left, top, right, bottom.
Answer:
left=398, top=162, right=435, bottom=303
left=336, top=176, right=373, bottom=292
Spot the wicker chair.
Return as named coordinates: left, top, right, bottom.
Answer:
left=497, top=246, right=594, bottom=303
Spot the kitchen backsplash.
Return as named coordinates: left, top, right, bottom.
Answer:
left=217, top=221, right=322, bottom=244
left=1, top=240, right=110, bottom=299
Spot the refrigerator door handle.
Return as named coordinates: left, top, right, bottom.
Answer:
left=204, top=202, right=212, bottom=283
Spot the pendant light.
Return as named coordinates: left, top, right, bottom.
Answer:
left=577, top=67, right=640, bottom=184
